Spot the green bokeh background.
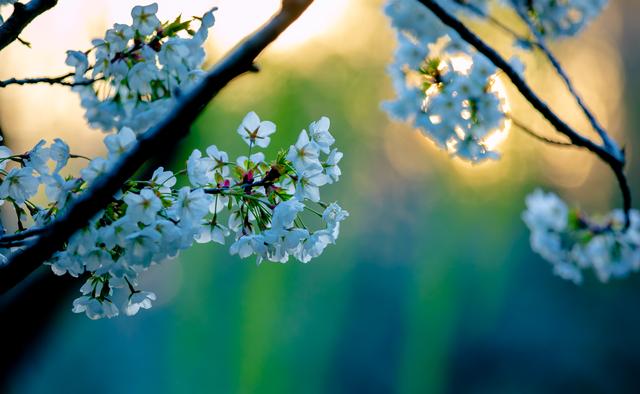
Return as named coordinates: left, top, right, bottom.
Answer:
left=6, top=0, right=640, bottom=393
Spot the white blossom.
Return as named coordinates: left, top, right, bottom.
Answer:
left=287, top=130, right=320, bottom=172
left=523, top=189, right=640, bottom=284
left=125, top=291, right=156, bottom=316
left=237, top=111, right=276, bottom=148
left=72, top=296, right=119, bottom=320
left=0, top=167, right=39, bottom=204
left=131, top=3, right=160, bottom=36
left=124, top=188, right=162, bottom=224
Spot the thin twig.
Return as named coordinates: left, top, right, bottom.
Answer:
left=0, top=0, right=315, bottom=294
left=0, top=73, right=98, bottom=88
left=510, top=117, right=573, bottom=146
left=203, top=177, right=277, bottom=195
left=16, top=36, right=31, bottom=47
left=512, top=5, right=620, bottom=155
left=0, top=0, right=58, bottom=52
left=458, top=1, right=537, bottom=48
left=414, top=0, right=631, bottom=227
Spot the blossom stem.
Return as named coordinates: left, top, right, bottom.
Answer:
left=303, top=205, right=322, bottom=217
left=510, top=116, right=572, bottom=146
left=457, top=1, right=536, bottom=47
left=69, top=154, right=93, bottom=161
left=0, top=0, right=315, bottom=294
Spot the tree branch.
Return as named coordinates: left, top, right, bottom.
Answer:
left=0, top=73, right=97, bottom=88
left=0, top=0, right=314, bottom=294
left=0, top=0, right=58, bottom=52
left=510, top=117, right=573, bottom=147
left=0, top=226, right=45, bottom=245
left=415, top=0, right=631, bottom=227
left=512, top=5, right=621, bottom=155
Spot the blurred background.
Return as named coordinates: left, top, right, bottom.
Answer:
left=1, top=0, right=640, bottom=392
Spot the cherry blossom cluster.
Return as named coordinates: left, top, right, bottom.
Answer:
left=383, top=0, right=508, bottom=162
left=0, top=112, right=347, bottom=319
left=383, top=1, right=632, bottom=283
left=510, top=0, right=608, bottom=38
left=523, top=190, right=640, bottom=284
left=66, top=3, right=216, bottom=133
left=383, top=0, right=609, bottom=163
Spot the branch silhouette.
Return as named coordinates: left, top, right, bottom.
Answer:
left=0, top=0, right=58, bottom=52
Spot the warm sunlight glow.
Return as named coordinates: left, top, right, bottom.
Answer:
left=209, top=0, right=350, bottom=52
left=484, top=75, right=512, bottom=151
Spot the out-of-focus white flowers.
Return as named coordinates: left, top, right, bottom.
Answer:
left=523, top=189, right=640, bottom=284
left=65, top=3, right=217, bottom=134
left=510, top=0, right=608, bottom=38
left=384, top=0, right=616, bottom=285
left=0, top=111, right=346, bottom=320
left=383, top=0, right=508, bottom=162
left=383, top=0, right=608, bottom=162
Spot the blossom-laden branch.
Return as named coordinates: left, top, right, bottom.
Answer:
left=411, top=0, right=630, bottom=226
left=0, top=0, right=58, bottom=52
left=0, top=0, right=316, bottom=295
left=510, top=3, right=619, bottom=155
left=456, top=1, right=616, bottom=153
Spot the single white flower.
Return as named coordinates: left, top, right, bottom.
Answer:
left=150, top=167, right=176, bottom=194
left=72, top=296, right=119, bottom=320
left=308, top=116, right=335, bottom=154
left=324, top=148, right=343, bottom=184
left=125, top=291, right=156, bottom=316
left=50, top=138, right=70, bottom=173
left=80, top=157, right=110, bottom=184
left=0, top=167, right=39, bottom=204
left=105, top=127, right=137, bottom=159
left=65, top=50, right=89, bottom=78
left=237, top=111, right=276, bottom=148
left=187, top=149, right=215, bottom=187
left=124, top=188, right=162, bottom=224
left=287, top=130, right=320, bottom=172
left=170, top=187, right=211, bottom=225
left=271, top=199, right=305, bottom=229
left=25, top=139, right=50, bottom=175
left=294, top=165, right=328, bottom=202
left=131, top=3, right=160, bottom=35
left=205, top=145, right=230, bottom=177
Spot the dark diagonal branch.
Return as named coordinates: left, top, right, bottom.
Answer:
left=0, top=0, right=315, bottom=294
left=0, top=227, right=45, bottom=245
left=415, top=0, right=631, bottom=227
left=0, top=73, right=98, bottom=88
left=0, top=0, right=58, bottom=52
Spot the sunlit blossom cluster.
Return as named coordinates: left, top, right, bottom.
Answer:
left=66, top=3, right=216, bottom=133
left=0, top=112, right=347, bottom=319
left=523, top=190, right=640, bottom=284
left=383, top=0, right=508, bottom=162
left=383, top=0, right=626, bottom=283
